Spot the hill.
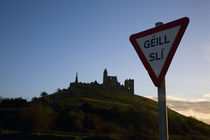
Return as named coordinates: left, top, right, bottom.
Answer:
left=1, top=87, right=210, bottom=140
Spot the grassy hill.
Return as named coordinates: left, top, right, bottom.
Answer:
left=1, top=87, right=210, bottom=140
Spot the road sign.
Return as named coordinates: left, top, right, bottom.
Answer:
left=129, top=17, right=189, bottom=87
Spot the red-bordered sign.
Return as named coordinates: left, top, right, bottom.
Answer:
left=129, top=17, right=189, bottom=87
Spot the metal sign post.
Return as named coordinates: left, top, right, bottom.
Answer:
left=158, top=78, right=169, bottom=140
left=129, top=17, right=189, bottom=140
left=156, top=22, right=169, bottom=140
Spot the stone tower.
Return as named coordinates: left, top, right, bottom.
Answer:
left=124, top=79, right=134, bottom=94
left=75, top=72, right=78, bottom=83
left=103, top=69, right=107, bottom=85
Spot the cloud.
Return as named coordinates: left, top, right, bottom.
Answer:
left=166, top=96, right=188, bottom=102
left=203, top=94, right=210, bottom=98
left=146, top=96, right=210, bottom=124
left=167, top=96, right=210, bottom=102
left=147, top=96, right=209, bottom=102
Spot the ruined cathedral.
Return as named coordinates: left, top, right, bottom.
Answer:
left=69, top=69, right=134, bottom=95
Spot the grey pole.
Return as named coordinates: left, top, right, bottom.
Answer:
left=158, top=78, right=169, bottom=140
left=156, top=22, right=169, bottom=140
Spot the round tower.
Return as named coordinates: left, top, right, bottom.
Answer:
left=75, top=72, right=78, bottom=83
left=103, top=69, right=107, bottom=85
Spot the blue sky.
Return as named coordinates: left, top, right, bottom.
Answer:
left=1, top=0, right=210, bottom=102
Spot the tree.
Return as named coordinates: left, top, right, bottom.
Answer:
left=41, top=91, right=48, bottom=97
left=0, top=97, right=28, bottom=108
left=22, top=103, right=54, bottom=132
left=31, top=97, right=38, bottom=102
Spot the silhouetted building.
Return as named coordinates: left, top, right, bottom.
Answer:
left=124, top=79, right=134, bottom=95
left=75, top=72, right=78, bottom=83
left=103, top=69, right=134, bottom=94
left=103, top=68, right=120, bottom=89
left=69, top=69, right=134, bottom=95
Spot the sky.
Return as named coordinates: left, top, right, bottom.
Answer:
left=1, top=0, right=210, bottom=122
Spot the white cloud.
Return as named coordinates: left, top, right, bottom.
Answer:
left=167, top=96, right=188, bottom=102
left=145, top=96, right=210, bottom=124
left=148, top=96, right=209, bottom=102
left=203, top=94, right=210, bottom=98
left=188, top=98, right=208, bottom=102
left=145, top=96, right=153, bottom=100
left=176, top=109, right=210, bottom=123
left=177, top=109, right=210, bottom=120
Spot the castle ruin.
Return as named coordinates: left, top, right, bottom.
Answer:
left=69, top=69, right=134, bottom=95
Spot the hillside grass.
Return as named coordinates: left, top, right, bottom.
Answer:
left=0, top=88, right=210, bottom=140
